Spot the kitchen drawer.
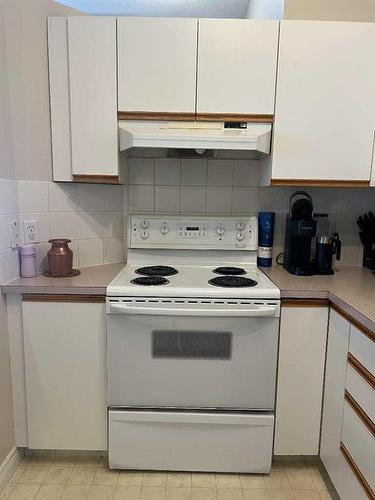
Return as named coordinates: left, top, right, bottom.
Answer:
left=346, top=359, right=375, bottom=423
left=349, top=324, right=375, bottom=377
left=109, top=410, right=274, bottom=473
left=341, top=398, right=375, bottom=496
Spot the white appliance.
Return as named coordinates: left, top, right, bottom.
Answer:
left=106, top=214, right=280, bottom=473
left=118, top=120, right=272, bottom=156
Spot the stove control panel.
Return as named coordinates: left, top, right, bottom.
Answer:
left=130, top=215, right=258, bottom=250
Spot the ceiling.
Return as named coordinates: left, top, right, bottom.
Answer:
left=54, top=0, right=251, bottom=18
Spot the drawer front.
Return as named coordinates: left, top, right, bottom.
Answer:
left=341, top=398, right=375, bottom=496
left=349, top=324, right=375, bottom=377
left=346, top=359, right=375, bottom=423
left=109, top=410, right=274, bottom=473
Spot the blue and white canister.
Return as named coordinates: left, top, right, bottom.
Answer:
left=257, top=212, right=275, bottom=267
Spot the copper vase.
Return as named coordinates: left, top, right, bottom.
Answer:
left=47, top=239, right=73, bottom=277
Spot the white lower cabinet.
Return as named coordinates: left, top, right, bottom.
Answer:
left=274, top=304, right=328, bottom=455
left=342, top=401, right=375, bottom=493
left=320, top=308, right=369, bottom=500
left=23, top=299, right=107, bottom=450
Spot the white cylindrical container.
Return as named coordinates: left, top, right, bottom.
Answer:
left=20, top=245, right=37, bottom=278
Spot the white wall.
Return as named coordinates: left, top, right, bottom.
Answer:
left=284, top=0, right=375, bottom=21
left=245, top=0, right=283, bottom=20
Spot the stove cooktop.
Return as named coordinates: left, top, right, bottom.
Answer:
left=107, top=263, right=279, bottom=298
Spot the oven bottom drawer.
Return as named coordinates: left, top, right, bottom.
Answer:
left=108, top=409, right=274, bottom=473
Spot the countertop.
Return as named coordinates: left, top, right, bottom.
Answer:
left=1, top=263, right=123, bottom=296
left=2, top=262, right=374, bottom=333
left=263, top=265, right=375, bottom=333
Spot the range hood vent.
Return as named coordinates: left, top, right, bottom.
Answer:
left=118, top=120, right=272, bottom=156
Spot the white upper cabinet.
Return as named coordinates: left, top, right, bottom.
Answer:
left=117, top=18, right=198, bottom=114
left=48, top=18, right=72, bottom=182
left=68, top=17, right=118, bottom=179
left=196, top=19, right=279, bottom=116
left=272, top=21, right=375, bottom=184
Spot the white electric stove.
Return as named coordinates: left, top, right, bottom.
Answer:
left=106, top=214, right=280, bottom=473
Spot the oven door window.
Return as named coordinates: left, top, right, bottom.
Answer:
left=152, top=330, right=232, bottom=360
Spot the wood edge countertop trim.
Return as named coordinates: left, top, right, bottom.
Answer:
left=271, top=179, right=370, bottom=188
left=344, top=390, right=375, bottom=439
left=347, top=353, right=375, bottom=391
left=340, top=442, right=375, bottom=500
left=331, top=302, right=375, bottom=342
left=118, top=111, right=195, bottom=121
left=22, top=294, right=105, bottom=303
left=281, top=298, right=329, bottom=307
left=72, top=175, right=119, bottom=185
left=196, top=113, right=274, bottom=123
left=118, top=111, right=274, bottom=123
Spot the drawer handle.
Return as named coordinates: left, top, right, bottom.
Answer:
left=348, top=353, right=375, bottom=391
left=340, top=442, right=375, bottom=500
left=345, top=390, right=375, bottom=439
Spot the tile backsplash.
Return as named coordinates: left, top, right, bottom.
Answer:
left=125, top=157, right=375, bottom=267
left=0, top=157, right=373, bottom=283
left=0, top=179, right=125, bottom=284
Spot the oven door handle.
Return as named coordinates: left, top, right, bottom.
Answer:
left=108, top=303, right=278, bottom=317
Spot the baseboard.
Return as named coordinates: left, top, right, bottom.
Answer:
left=0, top=447, right=22, bottom=495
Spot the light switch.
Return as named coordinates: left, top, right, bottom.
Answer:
left=10, top=220, right=21, bottom=248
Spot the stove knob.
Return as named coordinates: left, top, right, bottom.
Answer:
left=140, top=230, right=149, bottom=240
left=236, top=232, right=245, bottom=241
left=140, top=220, right=150, bottom=229
left=160, top=224, right=169, bottom=235
left=236, top=222, right=246, bottom=231
left=216, top=226, right=225, bottom=236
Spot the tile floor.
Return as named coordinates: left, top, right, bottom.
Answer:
left=0, top=452, right=339, bottom=500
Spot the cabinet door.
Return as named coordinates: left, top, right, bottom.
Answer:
left=272, top=21, right=375, bottom=183
left=23, top=300, right=107, bottom=450
left=320, top=309, right=367, bottom=500
left=68, top=17, right=118, bottom=179
left=321, top=309, right=350, bottom=464
left=197, top=19, right=279, bottom=116
left=48, top=18, right=72, bottom=182
left=274, top=305, right=328, bottom=455
left=117, top=18, right=197, bottom=115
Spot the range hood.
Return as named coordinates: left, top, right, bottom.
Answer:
left=118, top=121, right=272, bottom=156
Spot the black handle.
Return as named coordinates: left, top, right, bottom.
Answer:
left=333, top=232, right=341, bottom=261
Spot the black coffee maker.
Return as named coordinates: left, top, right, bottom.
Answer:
left=283, top=192, right=317, bottom=276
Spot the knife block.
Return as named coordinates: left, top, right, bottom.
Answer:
left=363, top=246, right=375, bottom=270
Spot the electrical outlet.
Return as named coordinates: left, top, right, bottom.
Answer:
left=23, top=220, right=39, bottom=243
left=10, top=220, right=21, bottom=248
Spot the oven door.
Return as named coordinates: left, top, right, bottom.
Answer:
left=106, top=299, right=279, bottom=410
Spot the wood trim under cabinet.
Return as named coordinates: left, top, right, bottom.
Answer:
left=347, top=353, right=375, bottom=391
left=22, top=294, right=105, bottom=303
left=345, top=390, right=375, bottom=438
left=72, top=175, right=119, bottom=184
left=118, top=111, right=195, bottom=121
left=196, top=113, right=274, bottom=123
left=281, top=298, right=329, bottom=307
left=271, top=179, right=370, bottom=187
left=330, top=303, right=375, bottom=342
left=340, top=442, right=375, bottom=500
